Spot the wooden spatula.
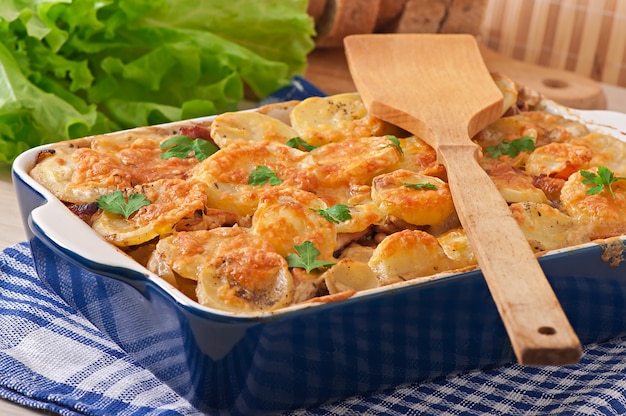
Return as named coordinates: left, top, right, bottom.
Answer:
left=344, top=33, right=581, bottom=365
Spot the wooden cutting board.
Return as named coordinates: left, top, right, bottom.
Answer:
left=305, top=45, right=607, bottom=110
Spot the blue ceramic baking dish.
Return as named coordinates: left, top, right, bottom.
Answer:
left=11, top=107, right=626, bottom=415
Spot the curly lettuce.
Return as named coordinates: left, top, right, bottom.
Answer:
left=0, top=0, right=315, bottom=163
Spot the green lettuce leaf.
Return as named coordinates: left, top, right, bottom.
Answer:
left=0, top=0, right=315, bottom=164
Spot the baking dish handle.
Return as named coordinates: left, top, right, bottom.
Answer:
left=28, top=198, right=150, bottom=282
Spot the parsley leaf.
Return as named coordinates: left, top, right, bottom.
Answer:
left=248, top=165, right=283, bottom=186
left=485, top=136, right=535, bottom=158
left=311, top=204, right=352, bottom=224
left=580, top=166, right=626, bottom=197
left=286, top=136, right=318, bottom=151
left=285, top=241, right=336, bottom=273
left=96, top=190, right=151, bottom=219
left=402, top=182, right=437, bottom=190
left=385, top=135, right=404, bottom=156
left=160, top=135, right=218, bottom=161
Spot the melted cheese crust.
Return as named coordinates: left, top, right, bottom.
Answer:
left=91, top=179, right=208, bottom=247
left=310, top=135, right=402, bottom=187
left=561, top=169, right=626, bottom=239
left=251, top=187, right=337, bottom=260
left=152, top=227, right=293, bottom=312
left=525, top=142, right=593, bottom=179
left=189, top=140, right=318, bottom=216
left=371, top=169, right=454, bottom=226
left=30, top=131, right=199, bottom=204
left=30, top=82, right=626, bottom=314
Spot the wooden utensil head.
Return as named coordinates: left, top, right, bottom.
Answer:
left=344, top=33, right=504, bottom=152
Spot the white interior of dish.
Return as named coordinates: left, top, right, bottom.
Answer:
left=12, top=103, right=626, bottom=318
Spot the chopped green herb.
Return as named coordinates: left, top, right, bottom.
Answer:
left=96, top=190, right=151, bottom=219
left=286, top=136, right=318, bottom=151
left=311, top=204, right=352, bottom=224
left=160, top=135, right=218, bottom=161
left=485, top=136, right=535, bottom=158
left=385, top=135, right=404, bottom=156
left=248, top=165, right=283, bottom=186
left=580, top=166, right=626, bottom=197
left=402, top=182, right=437, bottom=190
left=286, top=241, right=336, bottom=273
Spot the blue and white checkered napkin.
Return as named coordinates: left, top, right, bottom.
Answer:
left=2, top=242, right=626, bottom=416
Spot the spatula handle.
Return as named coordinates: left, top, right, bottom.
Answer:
left=439, top=144, right=582, bottom=365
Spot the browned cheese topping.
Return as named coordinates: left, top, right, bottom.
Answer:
left=30, top=75, right=626, bottom=314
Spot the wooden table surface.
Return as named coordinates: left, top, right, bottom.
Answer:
left=2, top=74, right=626, bottom=416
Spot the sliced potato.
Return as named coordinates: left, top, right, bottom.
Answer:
left=492, top=72, right=518, bottom=115
left=334, top=201, right=383, bottom=234
left=322, top=259, right=379, bottom=294
left=368, top=229, right=458, bottom=285
left=371, top=169, right=454, bottom=226
left=196, top=247, right=293, bottom=313
left=190, top=141, right=317, bottom=216
left=485, top=161, right=548, bottom=204
left=151, top=227, right=294, bottom=313
left=210, top=111, right=298, bottom=148
left=251, top=187, right=336, bottom=260
left=510, top=201, right=590, bottom=252
left=30, top=145, right=132, bottom=204
left=525, top=142, right=593, bottom=179
left=560, top=168, right=626, bottom=240
left=569, top=132, right=626, bottom=176
left=437, top=228, right=476, bottom=267
left=311, top=135, right=402, bottom=188
left=289, top=92, right=404, bottom=146
left=91, top=179, right=207, bottom=247
left=390, top=135, right=446, bottom=179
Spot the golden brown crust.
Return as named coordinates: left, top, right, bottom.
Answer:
left=29, top=86, right=626, bottom=314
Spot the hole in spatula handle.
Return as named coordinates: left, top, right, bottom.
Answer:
left=538, top=326, right=557, bottom=336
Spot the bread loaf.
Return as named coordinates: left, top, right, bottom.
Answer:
left=314, top=0, right=381, bottom=48
left=375, top=0, right=409, bottom=32
left=440, top=0, right=488, bottom=35
left=309, top=0, right=487, bottom=48
left=307, top=0, right=328, bottom=26
left=393, top=0, right=448, bottom=33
